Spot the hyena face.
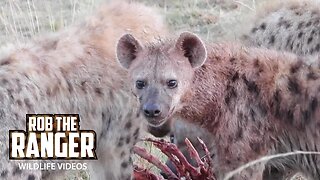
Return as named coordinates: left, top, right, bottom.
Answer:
left=116, top=32, right=207, bottom=127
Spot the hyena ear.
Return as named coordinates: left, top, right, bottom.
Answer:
left=174, top=32, right=207, bottom=68
left=116, top=34, right=143, bottom=69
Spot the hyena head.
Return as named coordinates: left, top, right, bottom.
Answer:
left=116, top=32, right=207, bottom=127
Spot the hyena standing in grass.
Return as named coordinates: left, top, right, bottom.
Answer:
left=242, top=0, right=320, bottom=56
left=0, top=1, right=166, bottom=180
left=117, top=32, right=320, bottom=179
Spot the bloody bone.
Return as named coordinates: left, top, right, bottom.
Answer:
left=133, top=138, right=216, bottom=180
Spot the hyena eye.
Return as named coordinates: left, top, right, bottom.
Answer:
left=136, top=80, right=146, bottom=89
left=167, top=80, right=178, bottom=89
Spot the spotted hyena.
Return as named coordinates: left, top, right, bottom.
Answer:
left=0, top=1, right=166, bottom=180
left=162, top=0, right=320, bottom=178
left=117, top=31, right=320, bottom=179
left=152, top=1, right=320, bottom=178
left=241, top=0, right=320, bottom=56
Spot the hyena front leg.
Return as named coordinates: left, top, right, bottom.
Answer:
left=215, top=140, right=267, bottom=180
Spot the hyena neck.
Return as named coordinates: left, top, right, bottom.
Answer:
left=177, top=44, right=231, bottom=133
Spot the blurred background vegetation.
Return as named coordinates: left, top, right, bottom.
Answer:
left=0, top=0, right=265, bottom=46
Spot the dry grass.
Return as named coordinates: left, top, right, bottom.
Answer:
left=135, top=0, right=262, bottom=42
left=224, top=151, right=319, bottom=180
left=0, top=0, right=266, bottom=46
left=0, top=0, right=104, bottom=45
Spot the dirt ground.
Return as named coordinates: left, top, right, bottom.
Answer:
left=0, top=0, right=307, bottom=179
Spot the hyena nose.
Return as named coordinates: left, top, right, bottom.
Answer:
left=143, top=103, right=161, bottom=117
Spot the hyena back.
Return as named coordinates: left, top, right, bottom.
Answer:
left=242, top=0, right=320, bottom=56
left=117, top=32, right=320, bottom=179
left=0, top=1, right=166, bottom=180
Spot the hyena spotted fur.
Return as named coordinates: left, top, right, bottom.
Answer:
left=240, top=1, right=320, bottom=179
left=242, top=0, right=320, bottom=56
left=117, top=32, right=320, bottom=180
left=0, top=1, right=166, bottom=180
